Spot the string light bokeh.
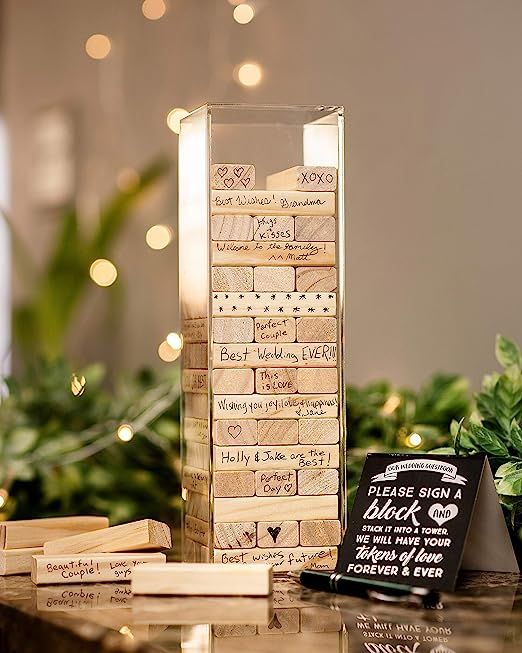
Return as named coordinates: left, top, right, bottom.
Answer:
left=85, top=34, right=111, bottom=59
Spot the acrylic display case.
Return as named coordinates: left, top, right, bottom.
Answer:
left=179, top=104, right=346, bottom=571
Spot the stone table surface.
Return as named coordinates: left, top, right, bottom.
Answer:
left=0, top=572, right=520, bottom=653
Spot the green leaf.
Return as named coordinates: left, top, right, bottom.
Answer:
left=511, top=421, right=522, bottom=454
left=495, top=470, right=522, bottom=496
left=496, top=335, right=522, bottom=370
left=467, top=423, right=509, bottom=457
left=430, top=447, right=456, bottom=455
left=5, top=428, right=38, bottom=456
left=493, top=368, right=522, bottom=435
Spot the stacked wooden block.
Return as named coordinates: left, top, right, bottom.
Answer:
left=182, top=163, right=342, bottom=571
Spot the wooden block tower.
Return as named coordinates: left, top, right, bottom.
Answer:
left=179, top=105, right=345, bottom=572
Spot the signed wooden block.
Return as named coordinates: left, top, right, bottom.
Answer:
left=184, top=417, right=209, bottom=444
left=297, top=317, right=337, bottom=342
left=185, top=515, right=210, bottom=547
left=211, top=164, right=255, bottom=191
left=266, top=166, right=337, bottom=192
left=257, top=419, right=298, bottom=445
left=213, top=394, right=338, bottom=420
left=211, top=190, right=335, bottom=216
left=214, top=444, right=339, bottom=471
left=182, top=369, right=208, bottom=393
left=36, top=583, right=132, bottom=610
left=297, top=368, right=338, bottom=394
left=182, top=318, right=208, bottom=343
left=257, top=521, right=299, bottom=548
left=213, top=317, right=254, bottom=343
left=0, top=516, right=109, bottom=550
left=214, top=545, right=338, bottom=571
left=214, top=419, right=258, bottom=446
left=296, top=267, right=337, bottom=292
left=214, top=495, right=338, bottom=522
left=253, top=215, right=294, bottom=241
left=212, top=292, right=336, bottom=317
left=299, top=520, right=342, bottom=547
left=213, top=241, right=335, bottom=267
left=0, top=547, right=43, bottom=575
left=298, top=469, right=339, bottom=495
left=294, top=216, right=336, bottom=242
left=255, top=368, right=297, bottom=394
left=254, top=317, right=296, bottom=343
left=182, top=467, right=210, bottom=495
left=214, top=522, right=256, bottom=549
left=213, top=625, right=257, bottom=637
left=254, top=267, right=295, bottom=292
left=214, top=471, right=255, bottom=497
left=212, top=267, right=253, bottom=292
left=298, top=418, right=339, bottom=444
left=183, top=343, right=208, bottom=369
left=213, top=369, right=254, bottom=394
left=212, top=215, right=253, bottom=241
left=213, top=343, right=337, bottom=369
left=255, top=470, right=297, bottom=496
left=257, top=608, right=300, bottom=634
left=300, top=606, right=342, bottom=632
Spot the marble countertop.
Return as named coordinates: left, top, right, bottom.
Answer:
left=0, top=572, right=520, bottom=653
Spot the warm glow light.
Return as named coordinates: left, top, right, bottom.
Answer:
left=228, top=0, right=242, bottom=5
left=71, top=374, right=87, bottom=397
left=142, top=0, right=166, bottom=20
left=89, top=259, right=118, bottom=287
left=85, top=34, right=111, bottom=60
left=158, top=339, right=181, bottom=362
left=146, top=224, right=173, bottom=250
left=235, top=62, right=263, bottom=87
left=380, top=393, right=401, bottom=416
left=167, top=108, right=189, bottom=134
left=117, top=424, right=134, bottom=442
left=233, top=3, right=254, bottom=24
left=116, top=168, right=140, bottom=192
left=0, top=489, right=8, bottom=509
left=166, top=331, right=183, bottom=351
left=406, top=432, right=423, bottom=448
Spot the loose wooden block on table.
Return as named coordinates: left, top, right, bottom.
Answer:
left=213, top=317, right=254, bottom=343
left=212, top=266, right=253, bottom=292
left=294, top=216, right=336, bottom=242
left=213, top=368, right=254, bottom=394
left=296, top=267, right=337, bottom=292
left=182, top=369, right=208, bottom=393
left=296, top=317, right=337, bottom=342
left=253, top=215, right=294, bottom=241
left=212, top=292, right=336, bottom=317
left=214, top=471, right=255, bottom=497
left=297, top=368, right=338, bottom=394
left=0, top=516, right=109, bottom=550
left=0, top=547, right=43, bottom=575
left=213, top=242, right=335, bottom=267
left=43, top=519, right=172, bottom=555
left=212, top=215, right=253, bottom=241
left=298, top=469, right=339, bottom=495
left=184, top=417, right=209, bottom=444
left=298, top=418, right=339, bottom=444
left=214, top=419, right=257, bottom=445
left=257, top=419, right=298, bottom=445
left=213, top=343, right=337, bottom=368
left=131, top=562, right=272, bottom=596
left=255, top=470, right=296, bottom=496
left=213, top=394, right=338, bottom=420
left=300, top=606, right=343, bottom=633
left=182, top=318, right=208, bottom=343
left=254, top=317, right=295, bottom=343
left=266, top=166, right=337, bottom=192
left=214, top=522, right=257, bottom=549
left=214, top=495, right=338, bottom=522
left=213, top=634, right=342, bottom=653
left=299, top=520, right=341, bottom=547
left=211, top=164, right=255, bottom=191
left=182, top=466, right=210, bottom=495
left=185, top=515, right=210, bottom=547
left=214, top=546, right=337, bottom=572
left=211, top=190, right=335, bottom=216
left=31, top=552, right=166, bottom=585
left=257, top=521, right=298, bottom=548
left=254, top=267, right=295, bottom=292
left=255, top=368, right=297, bottom=394
left=257, top=608, right=300, bottom=634
left=183, top=343, right=208, bottom=369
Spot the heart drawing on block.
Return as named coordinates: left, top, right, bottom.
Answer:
left=227, top=424, right=242, bottom=439
left=216, top=166, right=228, bottom=178
left=233, top=166, right=245, bottom=178
left=239, top=177, right=251, bottom=188
left=223, top=177, right=235, bottom=188
left=428, top=503, right=459, bottom=526
left=267, top=526, right=281, bottom=543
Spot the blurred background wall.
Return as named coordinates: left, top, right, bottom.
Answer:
left=1, top=0, right=521, bottom=388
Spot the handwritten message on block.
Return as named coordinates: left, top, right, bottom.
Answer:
left=211, top=190, right=335, bottom=216
left=183, top=418, right=209, bottom=444
left=213, top=444, right=339, bottom=471
left=212, top=292, right=336, bottom=318
left=214, top=546, right=337, bottom=572
left=212, top=344, right=337, bottom=368
left=182, top=318, right=208, bottom=343
left=254, top=215, right=294, bottom=241
left=212, top=241, right=335, bottom=267
left=213, top=394, right=338, bottom=419
left=182, top=369, right=208, bottom=394
left=255, top=470, right=297, bottom=496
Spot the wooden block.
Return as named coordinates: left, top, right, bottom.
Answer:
left=258, top=608, right=300, bottom=634
left=253, top=216, right=294, bottom=241
left=131, top=562, right=272, bottom=596
left=255, top=470, right=296, bottom=496
left=214, top=471, right=255, bottom=497
left=184, top=538, right=210, bottom=563
left=184, top=392, right=208, bottom=419
left=211, top=164, right=255, bottom=190
left=185, top=515, right=210, bottom=547
left=254, top=317, right=296, bottom=343
left=36, top=583, right=132, bottom=611
left=266, top=166, right=337, bottom=192
left=212, top=267, right=253, bottom=292
left=214, top=495, right=338, bottom=522
left=257, top=522, right=298, bottom=548
left=297, top=317, right=337, bottom=342
left=213, top=624, right=257, bottom=637
left=185, top=441, right=209, bottom=470
left=133, top=599, right=268, bottom=627
left=184, top=417, right=209, bottom=444
left=295, top=216, right=336, bottom=242
left=299, top=520, right=342, bottom=547
left=296, top=267, right=337, bottom=292
left=185, top=490, right=210, bottom=522
left=182, top=369, right=208, bottom=393
left=214, top=444, right=339, bottom=471
left=212, top=215, right=253, bottom=240
left=300, top=606, right=342, bottom=632
left=298, top=469, right=339, bottom=495
left=213, top=369, right=254, bottom=395
left=182, top=466, right=210, bottom=495
left=0, top=516, right=109, bottom=550
left=182, top=318, right=208, bottom=343
left=0, top=547, right=43, bottom=575
left=214, top=546, right=337, bottom=572
left=214, top=419, right=258, bottom=445
left=213, top=634, right=341, bottom=653
left=213, top=343, right=337, bottom=369
left=213, top=394, right=338, bottom=419
left=213, top=317, right=254, bottom=343
left=213, top=242, right=335, bottom=267
left=298, top=418, right=339, bottom=444
left=214, top=522, right=256, bottom=549
left=255, top=368, right=297, bottom=394
left=258, top=419, right=298, bottom=445
left=211, top=190, right=335, bottom=216
left=43, top=520, right=172, bottom=555
left=297, top=368, right=338, bottom=394
left=254, top=267, right=295, bottom=292
left=183, top=343, right=208, bottom=369
left=31, top=553, right=165, bottom=585
left=213, top=292, right=336, bottom=317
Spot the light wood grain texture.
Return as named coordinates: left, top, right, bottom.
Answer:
left=213, top=393, right=338, bottom=420
left=182, top=466, right=209, bottom=495
left=31, top=553, right=166, bottom=585
left=214, top=522, right=256, bottom=549
left=213, top=369, right=254, bottom=394
left=213, top=419, right=257, bottom=446
left=299, top=520, right=342, bottom=546
left=182, top=369, right=208, bottom=393
left=294, top=215, right=336, bottom=242
left=212, top=215, right=253, bottom=240
left=254, top=317, right=296, bottom=343
left=296, top=267, right=337, bottom=292
left=298, top=469, right=339, bottom=495
left=43, top=520, right=172, bottom=555
left=0, top=547, right=43, bottom=575
left=213, top=343, right=337, bottom=368
left=211, top=164, right=255, bottom=191
left=298, top=418, right=339, bottom=444
left=255, top=368, right=297, bottom=394
left=212, top=267, right=253, bottom=292
left=297, top=368, right=338, bottom=394
left=213, top=317, right=254, bottom=343
left=213, top=634, right=341, bottom=653
left=297, top=317, right=337, bottom=342
left=36, top=583, right=132, bottom=611
left=214, top=495, right=338, bottom=522
left=184, top=441, right=209, bottom=470
left=184, top=515, right=210, bottom=547
left=255, top=470, right=296, bottom=496
left=184, top=417, right=209, bottom=444
left=253, top=216, right=294, bottom=241
left=214, top=546, right=337, bottom=572
left=213, top=242, right=335, bottom=267
left=183, top=343, right=208, bottom=369
left=257, top=522, right=298, bottom=548
left=213, top=624, right=257, bottom=637
left=258, top=608, right=300, bottom=634
left=184, top=539, right=210, bottom=564
left=132, top=563, right=272, bottom=596
left=300, top=606, right=342, bottom=632
left=266, top=166, right=337, bottom=192
left=211, top=190, right=335, bottom=216
left=182, top=318, right=208, bottom=343
left=254, top=266, right=295, bottom=292
left=214, top=444, right=339, bottom=471
left=212, top=292, right=336, bottom=317
left=257, top=419, right=298, bottom=445
left=214, top=471, right=255, bottom=497
left=184, top=392, right=208, bottom=419
left=185, top=490, right=210, bottom=522
left=0, top=516, right=109, bottom=550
